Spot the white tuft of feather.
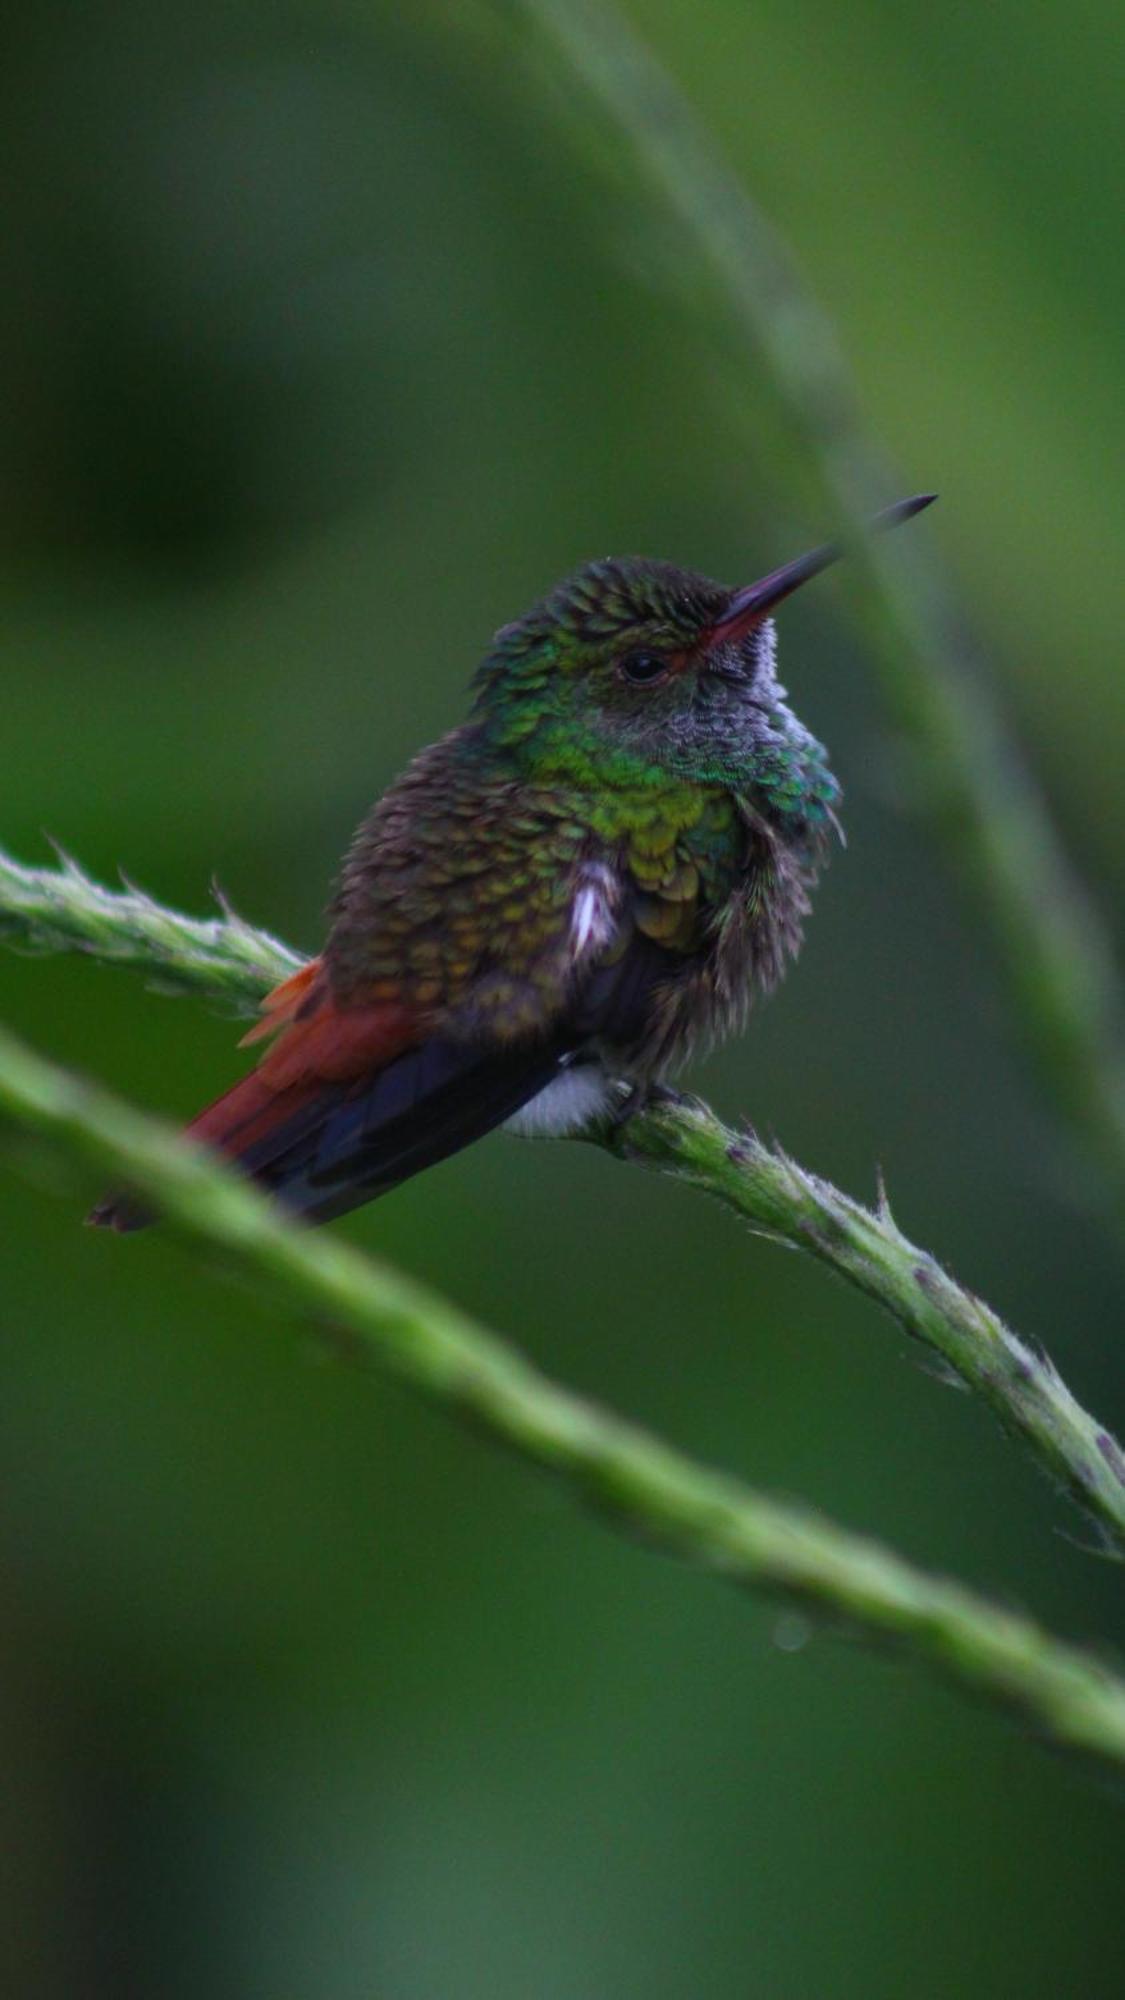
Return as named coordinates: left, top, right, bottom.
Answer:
left=570, top=862, right=618, bottom=960
left=504, top=1065, right=616, bottom=1137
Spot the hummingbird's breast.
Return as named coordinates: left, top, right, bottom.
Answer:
left=603, top=796, right=820, bottom=1078
left=326, top=727, right=826, bottom=1084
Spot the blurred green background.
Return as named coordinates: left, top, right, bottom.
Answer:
left=2, top=2, right=1123, bottom=1993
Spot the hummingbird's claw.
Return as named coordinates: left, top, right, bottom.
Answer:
left=607, top=1078, right=688, bottom=1129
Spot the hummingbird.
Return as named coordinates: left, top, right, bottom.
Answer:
left=90, top=495, right=934, bottom=1231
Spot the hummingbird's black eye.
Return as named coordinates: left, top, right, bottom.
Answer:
left=619, top=648, right=671, bottom=687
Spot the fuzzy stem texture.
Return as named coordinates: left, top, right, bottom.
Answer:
left=3, top=843, right=1125, bottom=1560
left=0, top=1008, right=1124, bottom=1774
left=496, top=0, right=1125, bottom=1217
left=0, top=846, right=304, bottom=1006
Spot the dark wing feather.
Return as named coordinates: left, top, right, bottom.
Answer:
left=245, top=1035, right=567, bottom=1222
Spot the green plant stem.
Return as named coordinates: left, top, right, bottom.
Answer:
left=3, top=845, right=1125, bottom=1557
left=0, top=1014, right=1124, bottom=1775
left=0, top=846, right=303, bottom=1008
left=598, top=1099, right=1125, bottom=1554
left=498, top=0, right=1125, bottom=1214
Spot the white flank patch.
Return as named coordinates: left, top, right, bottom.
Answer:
left=504, top=1065, right=616, bottom=1138
left=570, top=862, right=618, bottom=960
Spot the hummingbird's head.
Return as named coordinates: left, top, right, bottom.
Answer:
left=473, top=496, right=934, bottom=838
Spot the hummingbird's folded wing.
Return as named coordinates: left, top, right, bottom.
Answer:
left=233, top=1027, right=568, bottom=1221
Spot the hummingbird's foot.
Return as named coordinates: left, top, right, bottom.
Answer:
left=607, top=1078, right=688, bottom=1129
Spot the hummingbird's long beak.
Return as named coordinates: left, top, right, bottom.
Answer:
left=710, top=493, right=936, bottom=646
